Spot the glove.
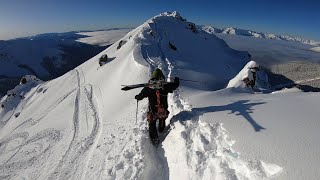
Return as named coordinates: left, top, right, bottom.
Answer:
left=135, top=95, right=140, bottom=100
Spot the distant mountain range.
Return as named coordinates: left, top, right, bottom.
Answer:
left=202, top=26, right=320, bottom=46
left=0, top=29, right=130, bottom=96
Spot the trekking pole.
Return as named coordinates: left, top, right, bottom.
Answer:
left=136, top=100, right=139, bottom=124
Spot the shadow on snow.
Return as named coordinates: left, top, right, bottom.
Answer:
left=170, top=100, right=266, bottom=132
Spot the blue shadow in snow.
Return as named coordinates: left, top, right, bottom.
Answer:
left=170, top=100, right=266, bottom=132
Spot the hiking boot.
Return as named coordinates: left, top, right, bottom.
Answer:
left=151, top=137, right=160, bottom=145
left=158, top=119, right=166, bottom=133
left=149, top=121, right=159, bottom=139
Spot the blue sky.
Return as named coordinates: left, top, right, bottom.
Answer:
left=0, top=0, right=319, bottom=41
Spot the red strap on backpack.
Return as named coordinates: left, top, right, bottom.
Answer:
left=156, top=90, right=161, bottom=107
left=156, top=90, right=167, bottom=119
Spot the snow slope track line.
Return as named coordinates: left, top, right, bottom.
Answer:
left=0, top=129, right=62, bottom=179
left=49, top=69, right=102, bottom=180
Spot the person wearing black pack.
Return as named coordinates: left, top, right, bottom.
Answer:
left=135, top=68, right=179, bottom=144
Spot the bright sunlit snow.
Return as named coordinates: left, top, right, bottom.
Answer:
left=1, top=12, right=319, bottom=180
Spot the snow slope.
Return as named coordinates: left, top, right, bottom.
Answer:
left=0, top=11, right=319, bottom=180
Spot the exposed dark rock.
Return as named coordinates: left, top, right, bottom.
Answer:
left=20, top=77, right=27, bottom=84
left=186, top=22, right=197, bottom=33
left=99, top=54, right=108, bottom=66
left=169, top=42, right=177, bottom=51
left=117, top=40, right=127, bottom=50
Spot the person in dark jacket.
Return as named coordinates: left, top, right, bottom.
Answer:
left=135, top=68, right=179, bottom=144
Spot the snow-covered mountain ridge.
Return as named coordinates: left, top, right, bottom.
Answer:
left=1, top=11, right=319, bottom=180
left=202, top=25, right=320, bottom=46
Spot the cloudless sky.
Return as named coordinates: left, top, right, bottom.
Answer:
left=0, top=0, right=319, bottom=41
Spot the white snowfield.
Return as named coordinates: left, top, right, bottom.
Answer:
left=0, top=12, right=319, bottom=180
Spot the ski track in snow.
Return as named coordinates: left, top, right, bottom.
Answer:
left=1, top=72, right=78, bottom=135
left=49, top=69, right=102, bottom=179
left=11, top=87, right=77, bottom=134
left=0, top=68, right=102, bottom=179
left=0, top=129, right=62, bottom=179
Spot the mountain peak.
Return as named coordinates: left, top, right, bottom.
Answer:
left=157, top=11, right=183, bottom=19
left=116, top=11, right=251, bottom=90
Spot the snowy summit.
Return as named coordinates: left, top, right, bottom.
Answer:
left=0, top=11, right=320, bottom=180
